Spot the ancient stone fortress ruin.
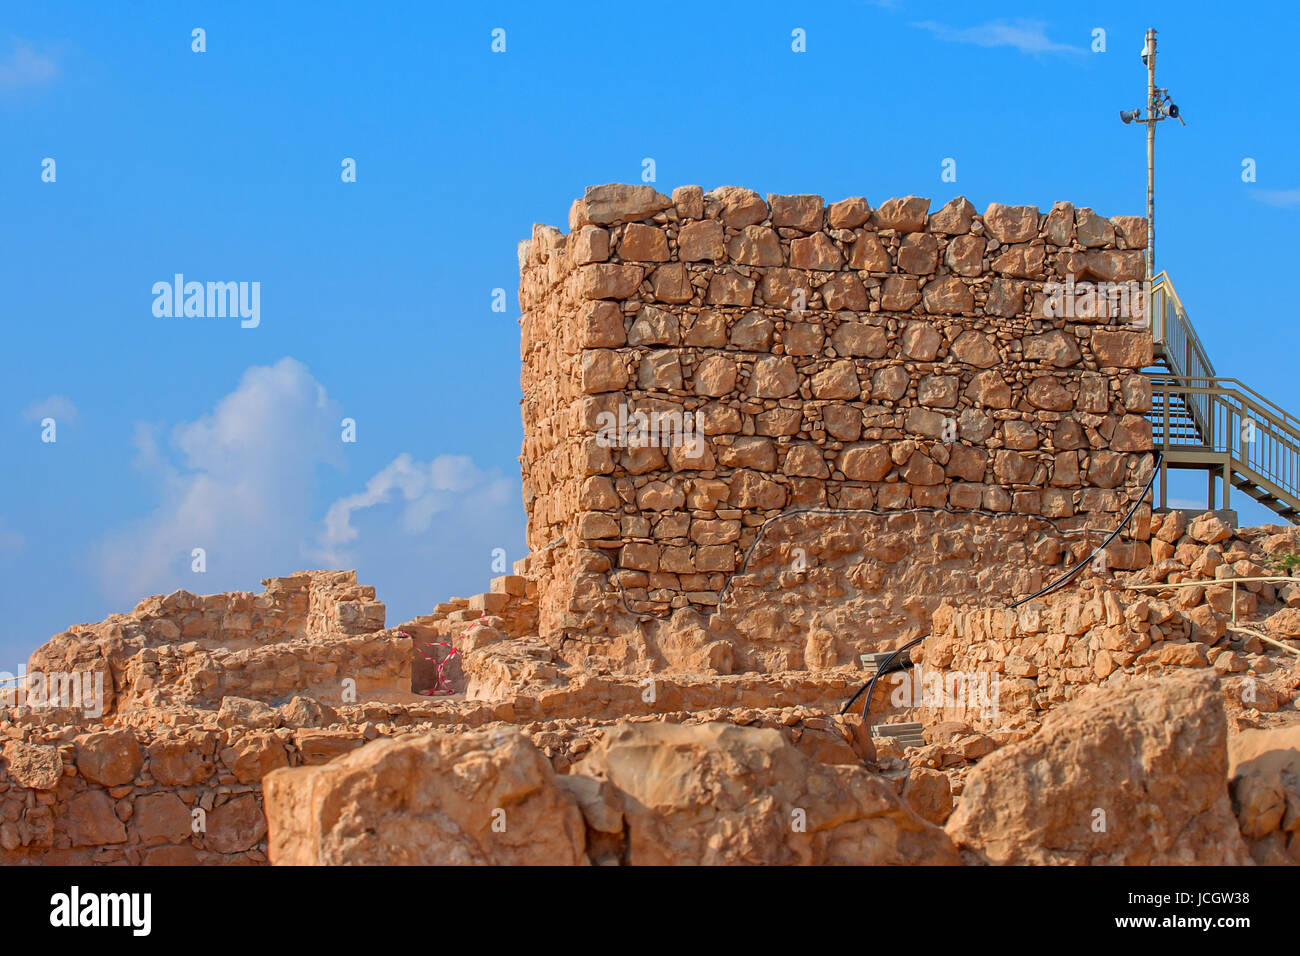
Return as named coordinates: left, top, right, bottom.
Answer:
left=518, top=183, right=1155, bottom=671
left=3, top=184, right=1299, bottom=867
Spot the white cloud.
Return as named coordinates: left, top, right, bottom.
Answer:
left=1251, top=188, right=1300, bottom=209
left=309, top=454, right=521, bottom=625
left=94, top=357, right=524, bottom=627
left=22, top=394, right=78, bottom=425
left=313, top=453, right=506, bottom=565
left=0, top=39, right=59, bottom=92
left=95, top=358, right=343, bottom=602
left=912, top=19, right=1083, bottom=56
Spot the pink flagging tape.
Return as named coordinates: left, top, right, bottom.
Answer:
left=399, top=613, right=488, bottom=696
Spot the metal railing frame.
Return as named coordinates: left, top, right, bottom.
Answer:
left=1147, top=273, right=1300, bottom=517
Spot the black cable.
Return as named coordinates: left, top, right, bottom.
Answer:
left=838, top=635, right=927, bottom=719
left=838, top=450, right=1162, bottom=719
left=1007, top=449, right=1162, bottom=609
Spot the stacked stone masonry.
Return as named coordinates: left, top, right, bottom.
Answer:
left=519, top=184, right=1155, bottom=659
left=28, top=571, right=407, bottom=714
left=911, top=516, right=1300, bottom=735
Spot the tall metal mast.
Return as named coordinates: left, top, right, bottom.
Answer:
left=1119, top=29, right=1183, bottom=284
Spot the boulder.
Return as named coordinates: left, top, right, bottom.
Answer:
left=147, top=730, right=217, bottom=787
left=582, top=184, right=672, bottom=225
left=707, top=186, right=768, bottom=228
left=904, top=768, right=954, bottom=825
left=983, top=203, right=1039, bottom=243
left=946, top=674, right=1252, bottom=864
left=207, top=793, right=267, bottom=854
left=582, top=721, right=960, bottom=865
left=278, top=696, right=339, bottom=729
left=264, top=728, right=587, bottom=865
left=220, top=731, right=289, bottom=785
left=132, top=792, right=194, bottom=846
left=1265, top=607, right=1300, bottom=640
left=74, top=729, right=142, bottom=787
left=1229, top=726, right=1300, bottom=863
left=1190, top=513, right=1234, bottom=545
left=874, top=196, right=930, bottom=233
left=217, top=696, right=280, bottom=729
left=64, top=790, right=127, bottom=847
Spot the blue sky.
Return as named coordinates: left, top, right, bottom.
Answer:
left=3, top=0, right=1298, bottom=663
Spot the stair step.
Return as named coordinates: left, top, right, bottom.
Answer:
left=872, top=722, right=924, bottom=739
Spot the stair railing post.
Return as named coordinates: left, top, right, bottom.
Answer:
left=1162, top=384, right=1169, bottom=452
left=1224, top=399, right=1233, bottom=512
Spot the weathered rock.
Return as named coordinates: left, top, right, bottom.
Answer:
left=279, top=696, right=339, bottom=729
left=133, top=792, right=194, bottom=846
left=2, top=741, right=63, bottom=790
left=874, top=196, right=930, bottom=233
left=264, top=728, right=587, bottom=865
left=207, top=793, right=268, bottom=854
left=74, top=729, right=143, bottom=787
left=64, top=791, right=127, bottom=847
left=582, top=184, right=672, bottom=225
left=220, top=731, right=289, bottom=785
left=147, top=731, right=216, bottom=787
left=904, top=768, right=954, bottom=825
left=767, top=194, right=824, bottom=232
left=584, top=722, right=960, bottom=865
left=929, top=197, right=975, bottom=235
left=946, top=674, right=1252, bottom=865
left=1190, top=513, right=1234, bottom=545
left=708, top=186, right=768, bottom=228
left=1229, top=726, right=1300, bottom=859
left=983, top=203, right=1038, bottom=243
left=827, top=197, right=871, bottom=229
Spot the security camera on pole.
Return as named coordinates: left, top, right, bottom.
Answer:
left=1118, top=29, right=1185, bottom=285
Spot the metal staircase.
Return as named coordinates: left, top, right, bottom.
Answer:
left=1147, top=272, right=1300, bottom=522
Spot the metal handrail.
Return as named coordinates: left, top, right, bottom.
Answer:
left=1149, top=375, right=1300, bottom=435
left=1150, top=272, right=1215, bottom=444
left=1146, top=273, right=1300, bottom=518
left=1150, top=380, right=1300, bottom=504
left=1150, top=380, right=1300, bottom=443
left=1151, top=271, right=1216, bottom=378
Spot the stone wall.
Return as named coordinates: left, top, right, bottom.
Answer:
left=0, top=692, right=396, bottom=865
left=27, top=570, right=407, bottom=716
left=3, top=570, right=408, bottom=865
left=911, top=513, right=1300, bottom=732
left=518, top=183, right=1155, bottom=664
left=0, top=722, right=275, bottom=864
